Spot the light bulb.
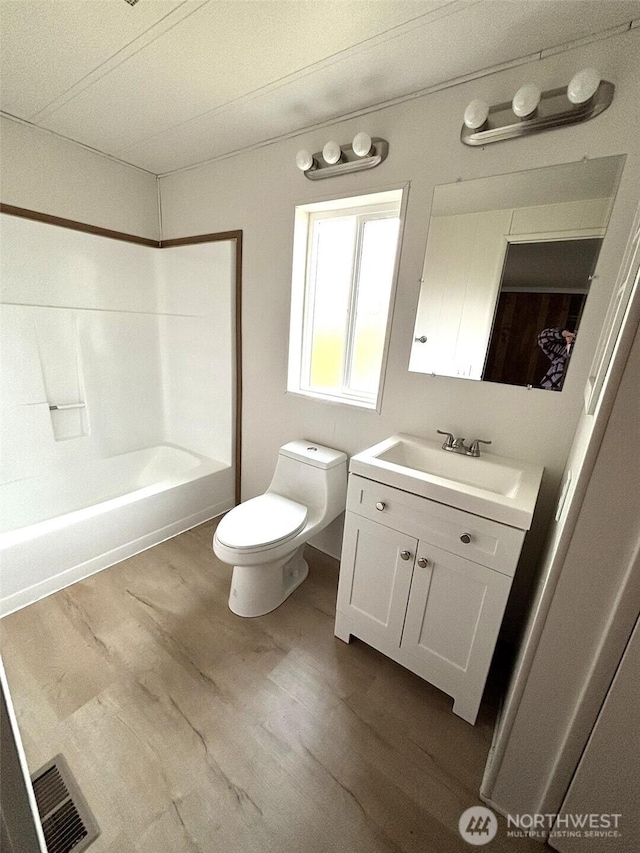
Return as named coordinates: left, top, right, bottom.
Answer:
left=295, top=149, right=314, bottom=172
left=352, top=132, right=373, bottom=157
left=322, top=140, right=342, bottom=165
left=512, top=84, right=541, bottom=118
left=567, top=68, right=601, bottom=104
left=463, top=99, right=489, bottom=129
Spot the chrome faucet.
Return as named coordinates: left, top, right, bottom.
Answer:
left=467, top=438, right=492, bottom=457
left=437, top=430, right=492, bottom=457
left=437, top=430, right=465, bottom=453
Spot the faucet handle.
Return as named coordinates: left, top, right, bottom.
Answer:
left=437, top=430, right=455, bottom=449
left=468, top=439, right=492, bottom=457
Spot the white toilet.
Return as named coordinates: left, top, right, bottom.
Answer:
left=213, top=440, right=347, bottom=617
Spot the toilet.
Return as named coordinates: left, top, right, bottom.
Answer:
left=213, top=440, right=347, bottom=617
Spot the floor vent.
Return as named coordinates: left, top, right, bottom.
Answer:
left=31, top=755, right=100, bottom=853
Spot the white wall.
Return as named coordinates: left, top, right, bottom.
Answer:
left=158, top=30, right=640, bottom=596
left=0, top=116, right=159, bottom=241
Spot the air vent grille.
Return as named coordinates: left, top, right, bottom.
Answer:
left=31, top=755, right=100, bottom=853
left=42, top=800, right=87, bottom=853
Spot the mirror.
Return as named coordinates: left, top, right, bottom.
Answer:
left=409, top=156, right=624, bottom=390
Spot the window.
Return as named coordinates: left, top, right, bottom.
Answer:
left=288, top=189, right=404, bottom=409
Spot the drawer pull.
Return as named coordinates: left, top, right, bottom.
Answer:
left=375, top=501, right=386, bottom=511
left=417, top=557, right=428, bottom=568
left=400, top=550, right=412, bottom=561
left=460, top=533, right=472, bottom=544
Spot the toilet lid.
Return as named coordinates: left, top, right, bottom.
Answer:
left=216, top=493, right=308, bottom=550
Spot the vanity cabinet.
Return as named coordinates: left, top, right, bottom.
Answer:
left=335, top=474, right=526, bottom=724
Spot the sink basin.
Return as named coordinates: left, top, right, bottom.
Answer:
left=376, top=441, right=523, bottom=497
left=350, top=434, right=543, bottom=529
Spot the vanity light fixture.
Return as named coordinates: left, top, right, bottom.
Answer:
left=463, top=99, right=490, bottom=130
left=295, top=133, right=389, bottom=180
left=512, top=84, right=541, bottom=118
left=322, top=140, right=342, bottom=165
left=461, top=68, right=613, bottom=146
left=352, top=131, right=373, bottom=157
left=567, top=67, right=601, bottom=104
left=295, top=149, right=316, bottom=172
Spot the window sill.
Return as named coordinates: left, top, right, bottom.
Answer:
left=286, top=388, right=380, bottom=412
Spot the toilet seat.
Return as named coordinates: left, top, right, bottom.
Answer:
left=215, top=493, right=308, bottom=551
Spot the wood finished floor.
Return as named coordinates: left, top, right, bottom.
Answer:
left=1, top=519, right=541, bottom=853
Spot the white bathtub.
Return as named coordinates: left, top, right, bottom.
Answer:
left=0, top=444, right=234, bottom=617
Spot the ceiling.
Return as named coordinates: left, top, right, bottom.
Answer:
left=1, top=0, right=639, bottom=176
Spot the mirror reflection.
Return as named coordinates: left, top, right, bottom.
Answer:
left=409, top=156, right=624, bottom=390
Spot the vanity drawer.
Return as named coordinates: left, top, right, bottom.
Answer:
left=346, top=475, right=525, bottom=576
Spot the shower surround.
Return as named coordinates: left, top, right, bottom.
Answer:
left=0, top=214, right=236, bottom=616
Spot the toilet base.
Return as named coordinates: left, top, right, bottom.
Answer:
left=228, top=547, right=309, bottom=617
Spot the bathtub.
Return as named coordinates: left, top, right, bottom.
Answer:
left=0, top=444, right=234, bottom=617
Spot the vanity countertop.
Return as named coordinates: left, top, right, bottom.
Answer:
left=350, top=434, right=544, bottom=529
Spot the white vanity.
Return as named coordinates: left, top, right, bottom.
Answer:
left=335, top=434, right=544, bottom=724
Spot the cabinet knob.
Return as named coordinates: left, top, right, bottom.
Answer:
left=417, top=557, right=428, bottom=568
left=460, top=533, right=472, bottom=544
left=375, top=501, right=386, bottom=511
left=400, top=550, right=412, bottom=561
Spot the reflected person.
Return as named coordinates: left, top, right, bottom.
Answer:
left=537, top=328, right=576, bottom=391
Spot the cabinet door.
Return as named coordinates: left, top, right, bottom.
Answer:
left=336, top=514, right=416, bottom=649
left=400, top=541, right=512, bottom=724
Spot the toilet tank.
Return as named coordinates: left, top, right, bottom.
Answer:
left=268, top=440, right=347, bottom=522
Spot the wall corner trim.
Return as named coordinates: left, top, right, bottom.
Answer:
left=0, top=203, right=159, bottom=247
